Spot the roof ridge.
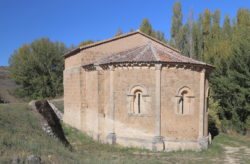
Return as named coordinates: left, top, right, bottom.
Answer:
left=84, top=42, right=213, bottom=68
left=115, top=44, right=146, bottom=60
left=155, top=44, right=205, bottom=64
left=137, top=30, right=180, bottom=53
left=95, top=44, right=146, bottom=65
left=149, top=43, right=160, bottom=61
left=134, top=44, right=150, bottom=60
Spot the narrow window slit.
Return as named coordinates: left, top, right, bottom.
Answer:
left=138, top=93, right=141, bottom=113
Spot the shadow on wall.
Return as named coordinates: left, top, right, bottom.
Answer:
left=208, top=115, right=219, bottom=139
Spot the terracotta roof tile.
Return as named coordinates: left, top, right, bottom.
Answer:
left=92, top=42, right=211, bottom=67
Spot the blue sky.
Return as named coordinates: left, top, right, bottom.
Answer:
left=0, top=0, right=249, bottom=66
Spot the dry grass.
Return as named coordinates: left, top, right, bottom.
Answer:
left=0, top=103, right=249, bottom=163
left=0, top=66, right=21, bottom=103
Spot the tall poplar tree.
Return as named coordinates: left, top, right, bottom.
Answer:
left=169, top=2, right=250, bottom=134
left=139, top=19, right=166, bottom=42
left=192, top=15, right=203, bottom=60
left=140, top=19, right=153, bottom=36
left=222, top=16, right=232, bottom=39
left=211, top=9, right=250, bottom=133
left=202, top=9, right=212, bottom=61
left=171, top=2, right=183, bottom=49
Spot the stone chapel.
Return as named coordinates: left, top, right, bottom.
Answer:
left=63, top=31, right=213, bottom=151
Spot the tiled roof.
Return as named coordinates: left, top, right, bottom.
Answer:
left=64, top=30, right=180, bottom=58
left=92, top=42, right=211, bottom=67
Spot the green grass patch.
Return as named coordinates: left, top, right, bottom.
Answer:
left=0, top=103, right=249, bottom=163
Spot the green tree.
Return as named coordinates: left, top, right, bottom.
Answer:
left=202, top=9, right=212, bottom=61
left=171, top=2, right=183, bottom=48
left=140, top=19, right=153, bottom=36
left=79, top=40, right=94, bottom=47
left=139, top=19, right=167, bottom=43
left=211, top=10, right=221, bottom=39
left=178, top=25, right=189, bottom=56
left=205, top=10, right=222, bottom=64
left=9, top=38, right=67, bottom=99
left=211, top=9, right=250, bottom=133
left=222, top=15, right=232, bottom=39
left=192, top=15, right=203, bottom=60
left=152, top=30, right=167, bottom=43
left=237, top=9, right=250, bottom=27
left=169, top=2, right=250, bottom=135
left=187, top=10, right=194, bottom=57
left=176, top=11, right=194, bottom=57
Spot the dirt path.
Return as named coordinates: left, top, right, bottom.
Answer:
left=224, top=146, right=250, bottom=163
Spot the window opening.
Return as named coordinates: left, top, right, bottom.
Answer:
left=133, top=90, right=142, bottom=114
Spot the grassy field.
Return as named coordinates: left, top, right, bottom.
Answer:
left=0, top=67, right=21, bottom=103
left=0, top=103, right=249, bottom=163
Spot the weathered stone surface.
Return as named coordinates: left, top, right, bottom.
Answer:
left=198, top=136, right=209, bottom=150
left=63, top=32, right=212, bottom=151
left=47, top=100, right=63, bottom=120
left=107, top=133, right=116, bottom=145
left=29, top=100, right=72, bottom=149
left=152, top=136, right=165, bottom=151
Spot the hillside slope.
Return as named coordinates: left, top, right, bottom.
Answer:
left=0, top=66, right=20, bottom=103
left=0, top=103, right=249, bottom=163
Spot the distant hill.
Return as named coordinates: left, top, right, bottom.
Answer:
left=0, top=66, right=21, bottom=103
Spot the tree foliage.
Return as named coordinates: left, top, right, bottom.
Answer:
left=9, top=38, right=67, bottom=99
left=140, top=19, right=153, bottom=36
left=211, top=10, right=250, bottom=133
left=171, top=2, right=183, bottom=48
left=139, top=18, right=167, bottom=43
left=170, top=2, right=250, bottom=134
left=79, top=40, right=94, bottom=47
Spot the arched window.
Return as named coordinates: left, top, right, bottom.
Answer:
left=127, top=85, right=150, bottom=115
left=176, top=87, right=194, bottom=115
left=133, top=90, right=142, bottom=114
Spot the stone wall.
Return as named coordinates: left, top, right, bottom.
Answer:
left=63, top=33, right=151, bottom=132
left=63, top=33, right=209, bottom=151
left=161, top=67, right=201, bottom=140
left=112, top=67, right=156, bottom=147
left=63, top=67, right=82, bottom=129
left=76, top=66, right=208, bottom=150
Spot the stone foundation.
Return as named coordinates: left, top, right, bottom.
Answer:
left=103, top=135, right=209, bottom=151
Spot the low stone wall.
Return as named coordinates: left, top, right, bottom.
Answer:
left=29, top=100, right=71, bottom=149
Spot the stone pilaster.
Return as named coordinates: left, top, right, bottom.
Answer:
left=107, top=65, right=116, bottom=144
left=96, top=65, right=103, bottom=141
left=199, top=68, right=205, bottom=138
left=152, top=64, right=164, bottom=151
